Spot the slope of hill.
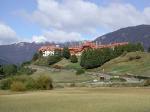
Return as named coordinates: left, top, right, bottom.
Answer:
left=95, top=25, right=150, bottom=49
left=30, top=65, right=92, bottom=83
left=53, top=58, right=82, bottom=70
left=99, top=52, right=150, bottom=77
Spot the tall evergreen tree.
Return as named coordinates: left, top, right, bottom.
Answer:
left=63, top=47, right=70, bottom=59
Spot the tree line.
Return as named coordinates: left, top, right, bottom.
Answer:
left=0, top=64, right=36, bottom=79
left=80, top=43, right=144, bottom=69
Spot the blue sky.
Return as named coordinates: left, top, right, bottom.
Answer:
left=0, top=0, right=150, bottom=44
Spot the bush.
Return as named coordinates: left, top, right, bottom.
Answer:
left=129, top=55, right=141, bottom=61
left=70, top=55, right=78, bottom=63
left=0, top=75, right=53, bottom=91
left=36, top=75, right=53, bottom=90
left=25, top=78, right=37, bottom=90
left=2, top=64, right=17, bottom=76
left=76, top=69, right=85, bottom=75
left=110, top=77, right=126, bottom=82
left=11, top=81, right=26, bottom=91
left=70, top=83, right=76, bottom=87
left=143, top=79, right=150, bottom=86
left=0, top=65, right=35, bottom=79
left=135, top=55, right=141, bottom=59
left=0, top=78, right=12, bottom=90
left=52, top=65, right=63, bottom=69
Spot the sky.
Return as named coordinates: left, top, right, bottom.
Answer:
left=0, top=0, right=150, bottom=45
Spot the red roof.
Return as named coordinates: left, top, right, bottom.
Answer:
left=38, top=41, right=129, bottom=55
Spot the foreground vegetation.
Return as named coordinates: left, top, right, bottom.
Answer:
left=0, top=87, right=150, bottom=112
left=0, top=74, right=53, bottom=91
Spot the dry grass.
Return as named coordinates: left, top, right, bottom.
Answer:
left=0, top=87, right=150, bottom=112
left=30, top=65, right=93, bottom=83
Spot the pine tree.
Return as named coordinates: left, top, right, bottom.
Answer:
left=63, top=47, right=70, bottom=59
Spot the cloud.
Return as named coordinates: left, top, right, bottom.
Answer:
left=18, top=0, right=150, bottom=42
left=32, top=30, right=83, bottom=43
left=0, top=23, right=19, bottom=45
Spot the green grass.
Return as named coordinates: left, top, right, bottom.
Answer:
left=30, top=65, right=93, bottom=83
left=54, top=58, right=82, bottom=70
left=98, top=52, right=150, bottom=76
left=0, top=87, right=150, bottom=112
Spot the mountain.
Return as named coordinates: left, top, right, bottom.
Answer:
left=0, top=41, right=81, bottom=65
left=1, top=24, right=150, bottom=64
left=0, top=42, right=53, bottom=65
left=0, top=57, right=11, bottom=65
left=95, top=25, right=150, bottom=49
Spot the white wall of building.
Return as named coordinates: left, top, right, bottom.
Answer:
left=43, top=51, right=55, bottom=57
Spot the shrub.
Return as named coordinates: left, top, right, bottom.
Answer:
left=135, top=55, right=141, bottom=59
left=0, top=78, right=12, bottom=90
left=143, top=79, right=150, bottom=86
left=2, top=64, right=17, bottom=76
left=11, top=81, right=26, bottom=91
left=52, top=65, right=63, bottom=69
left=0, top=75, right=54, bottom=90
left=110, top=77, right=126, bottom=82
left=36, top=75, right=53, bottom=90
left=129, top=55, right=141, bottom=61
left=76, top=69, right=85, bottom=75
left=70, top=55, right=78, bottom=63
left=25, top=78, right=37, bottom=90
left=70, top=83, right=76, bottom=87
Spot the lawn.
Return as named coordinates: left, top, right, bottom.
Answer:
left=0, top=87, right=150, bottom=112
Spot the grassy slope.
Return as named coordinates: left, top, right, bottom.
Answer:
left=0, top=88, right=150, bottom=112
left=30, top=65, right=93, bottom=83
left=99, top=51, right=150, bottom=76
left=54, top=58, right=82, bottom=70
